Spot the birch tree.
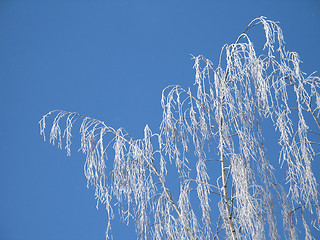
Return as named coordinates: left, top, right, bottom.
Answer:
left=39, top=17, right=320, bottom=239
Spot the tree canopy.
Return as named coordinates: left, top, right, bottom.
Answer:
left=40, top=17, right=320, bottom=239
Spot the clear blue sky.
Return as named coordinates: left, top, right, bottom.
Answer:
left=1, top=1, right=319, bottom=239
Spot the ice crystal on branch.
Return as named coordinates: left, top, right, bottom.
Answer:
left=40, top=17, right=320, bottom=239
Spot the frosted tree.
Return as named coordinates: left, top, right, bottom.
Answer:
left=39, top=17, right=320, bottom=239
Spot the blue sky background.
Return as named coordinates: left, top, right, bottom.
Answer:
left=1, top=1, right=320, bottom=239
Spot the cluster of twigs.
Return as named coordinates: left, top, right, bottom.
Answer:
left=40, top=17, right=320, bottom=239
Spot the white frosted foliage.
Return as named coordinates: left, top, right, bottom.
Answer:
left=40, top=17, right=320, bottom=239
